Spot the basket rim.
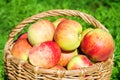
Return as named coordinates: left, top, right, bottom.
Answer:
left=4, top=53, right=113, bottom=78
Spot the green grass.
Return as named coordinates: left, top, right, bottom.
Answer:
left=1, top=0, right=120, bottom=80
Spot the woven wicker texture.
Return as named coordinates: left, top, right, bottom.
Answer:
left=4, top=9, right=113, bottom=80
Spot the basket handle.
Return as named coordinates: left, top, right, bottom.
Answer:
left=4, top=9, right=108, bottom=56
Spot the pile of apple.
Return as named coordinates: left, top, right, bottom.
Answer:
left=11, top=18, right=115, bottom=70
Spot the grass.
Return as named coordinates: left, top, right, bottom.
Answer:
left=1, top=0, right=120, bottom=80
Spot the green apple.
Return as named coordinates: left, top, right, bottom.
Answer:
left=28, top=20, right=55, bottom=46
left=54, top=19, right=82, bottom=51
left=67, top=55, right=92, bottom=70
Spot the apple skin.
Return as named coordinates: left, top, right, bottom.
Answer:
left=54, top=19, right=82, bottom=51
left=17, top=32, right=28, bottom=40
left=57, top=49, right=78, bottom=67
left=29, top=41, right=61, bottom=68
left=50, top=65, right=66, bottom=70
left=81, top=29, right=115, bottom=61
left=81, top=28, right=94, bottom=41
left=67, top=55, right=92, bottom=70
left=28, top=20, right=55, bottom=46
left=11, top=39, right=32, bottom=61
left=53, top=18, right=67, bottom=29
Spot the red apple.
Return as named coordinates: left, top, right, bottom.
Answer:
left=67, top=55, right=92, bottom=70
left=29, top=41, right=61, bottom=68
left=50, top=65, right=66, bottom=70
left=54, top=19, right=82, bottom=51
left=28, top=20, right=55, bottom=46
left=58, top=49, right=78, bottom=67
left=17, top=32, right=28, bottom=40
left=53, top=18, right=67, bottom=29
left=11, top=39, right=32, bottom=61
left=81, top=28, right=115, bottom=61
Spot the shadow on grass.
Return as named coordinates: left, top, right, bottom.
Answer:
left=4, top=74, right=8, bottom=80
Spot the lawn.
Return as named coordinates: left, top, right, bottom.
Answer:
left=1, top=0, right=120, bottom=80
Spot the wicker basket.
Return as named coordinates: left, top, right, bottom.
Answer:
left=4, top=9, right=114, bottom=80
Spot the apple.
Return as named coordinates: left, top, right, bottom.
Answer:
left=28, top=20, right=55, bottom=46
left=67, top=55, right=92, bottom=70
left=81, top=28, right=94, bottom=41
left=17, top=32, right=28, bottom=40
left=29, top=41, right=61, bottom=68
left=50, top=65, right=66, bottom=70
left=81, top=28, right=115, bottom=61
left=54, top=19, right=82, bottom=51
left=53, top=18, right=67, bottom=29
left=11, top=39, right=32, bottom=61
left=58, top=49, right=78, bottom=67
